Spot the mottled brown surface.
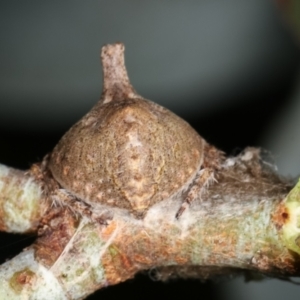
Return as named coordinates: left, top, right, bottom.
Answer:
left=48, top=43, right=204, bottom=214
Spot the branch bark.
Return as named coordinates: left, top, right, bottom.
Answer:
left=0, top=147, right=299, bottom=299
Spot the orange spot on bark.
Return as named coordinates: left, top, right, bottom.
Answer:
left=120, top=253, right=133, bottom=270
left=133, top=254, right=153, bottom=265
left=175, top=256, right=188, bottom=265
left=272, top=201, right=289, bottom=230
left=101, top=221, right=117, bottom=240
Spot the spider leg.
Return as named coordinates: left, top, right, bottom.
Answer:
left=50, top=189, right=112, bottom=225
left=176, top=168, right=215, bottom=219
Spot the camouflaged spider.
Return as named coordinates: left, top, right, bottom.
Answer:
left=37, top=43, right=224, bottom=221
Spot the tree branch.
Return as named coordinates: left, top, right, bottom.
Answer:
left=0, top=148, right=299, bottom=299
left=0, top=43, right=300, bottom=299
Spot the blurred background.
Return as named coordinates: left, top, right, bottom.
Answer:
left=1, top=0, right=300, bottom=299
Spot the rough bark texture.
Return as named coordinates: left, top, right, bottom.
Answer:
left=0, top=148, right=299, bottom=299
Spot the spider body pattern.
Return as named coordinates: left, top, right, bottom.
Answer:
left=45, top=43, right=223, bottom=219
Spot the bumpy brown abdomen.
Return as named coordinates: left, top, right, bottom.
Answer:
left=48, top=97, right=204, bottom=214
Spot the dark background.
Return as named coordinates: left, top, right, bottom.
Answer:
left=1, top=1, right=300, bottom=299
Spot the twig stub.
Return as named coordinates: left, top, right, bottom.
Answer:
left=101, top=43, right=135, bottom=103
